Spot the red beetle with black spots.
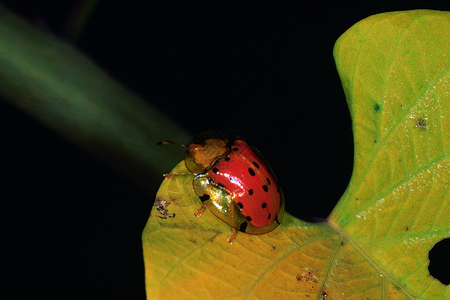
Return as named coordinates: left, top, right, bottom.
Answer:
left=158, top=131, right=285, bottom=243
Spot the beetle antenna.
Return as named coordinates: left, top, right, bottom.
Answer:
left=156, top=141, right=186, bottom=148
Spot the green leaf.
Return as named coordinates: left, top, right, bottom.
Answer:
left=143, top=10, right=450, bottom=299
left=330, top=9, right=450, bottom=298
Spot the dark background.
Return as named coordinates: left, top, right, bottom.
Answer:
left=2, top=1, right=449, bottom=299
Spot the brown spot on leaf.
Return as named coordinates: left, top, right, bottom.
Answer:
left=296, top=267, right=319, bottom=283
left=154, top=197, right=176, bottom=219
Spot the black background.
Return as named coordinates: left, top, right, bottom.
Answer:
left=2, top=1, right=449, bottom=299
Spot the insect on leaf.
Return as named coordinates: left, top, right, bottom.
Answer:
left=143, top=10, right=450, bottom=299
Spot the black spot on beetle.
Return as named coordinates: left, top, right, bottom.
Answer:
left=212, top=167, right=219, bottom=174
left=249, top=189, right=253, bottom=195
left=199, top=194, right=210, bottom=202
left=246, top=216, right=252, bottom=221
left=233, top=147, right=239, bottom=151
left=262, top=185, right=268, bottom=192
left=239, top=222, right=248, bottom=232
left=268, top=213, right=271, bottom=219
left=262, top=202, right=267, bottom=208
left=237, top=202, right=243, bottom=209
left=266, top=177, right=271, bottom=185
left=248, top=168, right=256, bottom=176
left=253, top=161, right=260, bottom=169
left=225, top=157, right=231, bottom=161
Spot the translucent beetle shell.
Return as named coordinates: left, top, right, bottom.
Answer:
left=184, top=131, right=285, bottom=239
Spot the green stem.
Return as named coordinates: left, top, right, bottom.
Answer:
left=0, top=6, right=190, bottom=193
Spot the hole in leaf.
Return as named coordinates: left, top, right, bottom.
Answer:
left=428, top=238, right=450, bottom=285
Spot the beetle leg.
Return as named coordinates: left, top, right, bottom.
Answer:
left=163, top=172, right=192, bottom=180
left=227, top=228, right=237, bottom=244
left=225, top=201, right=238, bottom=244
left=194, top=204, right=207, bottom=217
